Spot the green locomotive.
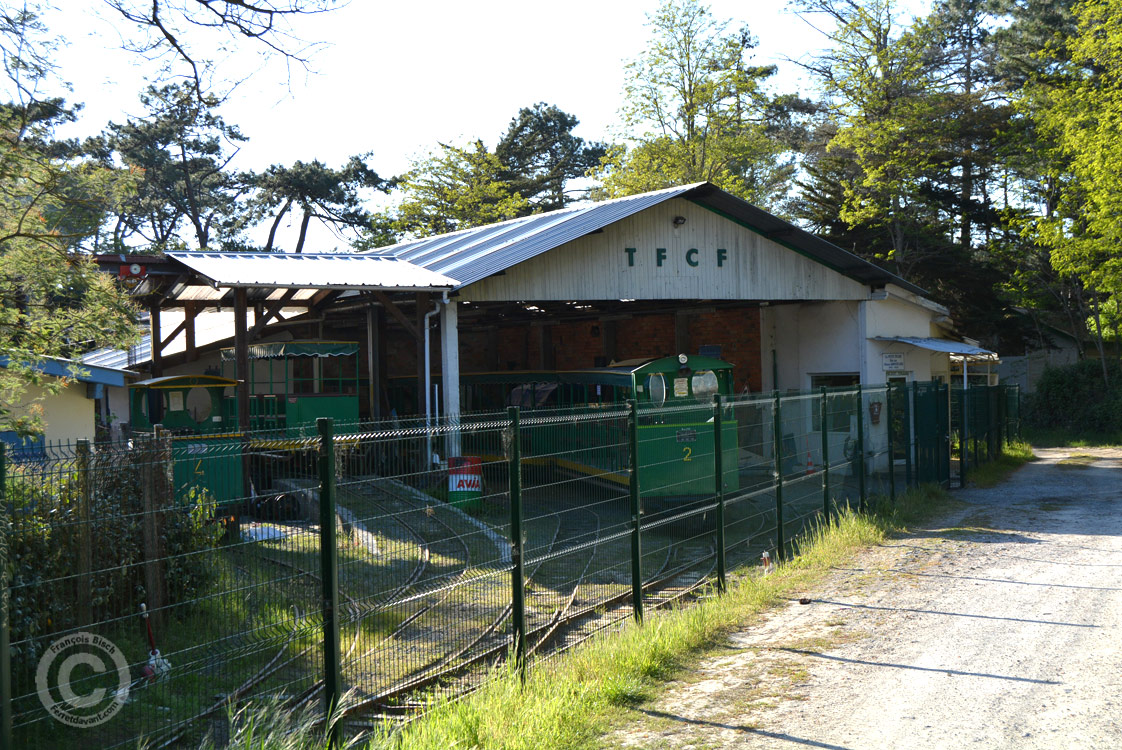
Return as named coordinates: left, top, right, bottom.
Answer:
left=393, top=354, right=740, bottom=504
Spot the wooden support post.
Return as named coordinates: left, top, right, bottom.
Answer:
left=674, top=311, right=689, bottom=354
left=148, top=303, right=164, bottom=424
left=377, top=306, right=388, bottom=415
left=141, top=427, right=169, bottom=631
left=603, top=319, right=618, bottom=364
left=184, top=301, right=198, bottom=362
left=234, top=288, right=250, bottom=432
left=149, top=303, right=163, bottom=378
left=366, top=304, right=380, bottom=421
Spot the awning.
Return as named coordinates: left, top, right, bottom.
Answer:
left=167, top=251, right=459, bottom=292
left=130, top=375, right=239, bottom=389
left=873, top=337, right=998, bottom=362
left=221, top=340, right=360, bottom=361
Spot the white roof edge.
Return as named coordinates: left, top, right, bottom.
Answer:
left=872, top=336, right=999, bottom=361
left=884, top=284, right=950, bottom=316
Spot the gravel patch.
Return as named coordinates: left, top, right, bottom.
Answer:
left=609, top=447, right=1122, bottom=749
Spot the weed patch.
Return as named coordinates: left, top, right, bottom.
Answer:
left=965, top=441, right=1036, bottom=487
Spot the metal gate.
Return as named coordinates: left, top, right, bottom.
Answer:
left=913, top=381, right=949, bottom=486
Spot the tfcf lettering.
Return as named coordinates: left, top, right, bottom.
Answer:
left=624, top=247, right=728, bottom=268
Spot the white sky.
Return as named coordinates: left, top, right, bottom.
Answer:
left=38, top=0, right=927, bottom=249
left=47, top=0, right=837, bottom=174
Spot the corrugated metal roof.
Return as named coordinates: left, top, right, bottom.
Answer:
left=874, top=336, right=997, bottom=360
left=167, top=251, right=458, bottom=291
left=369, top=182, right=926, bottom=296
left=0, top=355, right=134, bottom=386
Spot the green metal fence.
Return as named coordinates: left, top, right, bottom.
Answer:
left=0, top=382, right=1020, bottom=748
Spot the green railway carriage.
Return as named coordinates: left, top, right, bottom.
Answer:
left=128, top=342, right=362, bottom=507
left=392, top=354, right=740, bottom=505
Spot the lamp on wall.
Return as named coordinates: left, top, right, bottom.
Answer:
left=672, top=215, right=687, bottom=227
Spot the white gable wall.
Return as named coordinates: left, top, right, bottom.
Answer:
left=459, top=198, right=870, bottom=303
left=762, top=302, right=862, bottom=392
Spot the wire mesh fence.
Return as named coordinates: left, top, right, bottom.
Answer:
left=0, top=382, right=1020, bottom=748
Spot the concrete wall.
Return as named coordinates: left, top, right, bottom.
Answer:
left=862, top=296, right=945, bottom=385
left=762, top=301, right=862, bottom=392
left=11, top=380, right=97, bottom=444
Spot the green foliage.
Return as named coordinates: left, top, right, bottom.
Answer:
left=386, top=140, right=531, bottom=238
left=592, top=0, right=794, bottom=209
left=1, top=5, right=139, bottom=433
left=4, top=455, right=223, bottom=670
left=1026, top=359, right=1122, bottom=434
left=495, top=103, right=606, bottom=213
left=1022, top=0, right=1122, bottom=358
left=104, top=82, right=250, bottom=251
left=251, top=155, right=386, bottom=253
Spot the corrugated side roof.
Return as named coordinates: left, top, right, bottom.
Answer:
left=368, top=182, right=926, bottom=296
left=167, top=251, right=459, bottom=290
left=874, top=337, right=997, bottom=360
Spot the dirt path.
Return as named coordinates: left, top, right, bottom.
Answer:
left=610, top=447, right=1122, bottom=749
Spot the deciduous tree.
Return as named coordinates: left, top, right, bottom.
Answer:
left=591, top=0, right=794, bottom=209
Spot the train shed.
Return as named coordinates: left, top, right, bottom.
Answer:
left=93, top=181, right=993, bottom=429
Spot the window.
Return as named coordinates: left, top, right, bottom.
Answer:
left=691, top=370, right=719, bottom=399
left=811, top=373, right=860, bottom=432
left=647, top=374, right=667, bottom=405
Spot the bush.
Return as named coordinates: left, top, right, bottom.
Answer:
left=1026, top=359, right=1122, bottom=434
left=3, top=450, right=223, bottom=668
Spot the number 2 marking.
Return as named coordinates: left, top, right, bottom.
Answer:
left=682, top=447, right=692, bottom=462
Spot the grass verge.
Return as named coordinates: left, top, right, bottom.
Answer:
left=376, top=486, right=954, bottom=750
left=963, top=440, right=1036, bottom=488
left=195, top=485, right=958, bottom=750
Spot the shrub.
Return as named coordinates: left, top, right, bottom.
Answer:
left=3, top=449, right=223, bottom=668
left=1026, top=359, right=1122, bottom=434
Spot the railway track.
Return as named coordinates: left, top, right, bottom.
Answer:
left=154, top=469, right=774, bottom=744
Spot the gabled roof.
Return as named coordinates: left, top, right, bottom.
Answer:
left=368, top=182, right=926, bottom=296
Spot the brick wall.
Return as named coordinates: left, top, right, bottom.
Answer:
left=382, top=304, right=762, bottom=396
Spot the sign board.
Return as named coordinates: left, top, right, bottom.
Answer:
left=673, top=378, right=689, bottom=398
left=882, top=352, right=905, bottom=371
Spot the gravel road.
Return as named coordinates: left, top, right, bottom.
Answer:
left=612, top=447, right=1122, bottom=749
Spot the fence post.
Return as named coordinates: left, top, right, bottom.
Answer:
left=1, top=442, right=11, bottom=750
left=76, top=439, right=93, bottom=627
left=886, top=385, right=896, bottom=508
left=712, top=395, right=726, bottom=594
left=506, top=406, right=527, bottom=668
left=905, top=382, right=914, bottom=488
left=821, top=387, right=830, bottom=522
left=960, top=387, right=969, bottom=488
left=627, top=400, right=644, bottom=622
left=856, top=384, right=866, bottom=512
left=773, top=392, right=785, bottom=561
left=141, top=427, right=169, bottom=631
left=317, top=418, right=342, bottom=749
